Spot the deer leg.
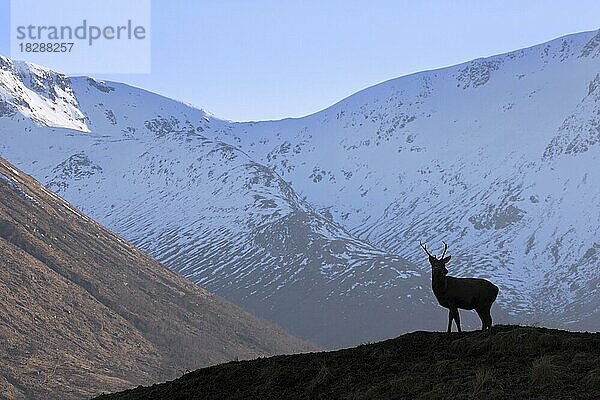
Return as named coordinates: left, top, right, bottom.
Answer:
left=447, top=309, right=453, bottom=333
left=484, top=306, right=493, bottom=330
left=453, top=309, right=462, bottom=333
left=475, top=308, right=486, bottom=331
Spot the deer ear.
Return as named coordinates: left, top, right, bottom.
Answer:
left=442, top=256, right=451, bottom=264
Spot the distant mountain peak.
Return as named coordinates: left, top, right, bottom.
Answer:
left=0, top=54, right=89, bottom=131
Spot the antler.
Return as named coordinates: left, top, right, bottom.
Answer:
left=419, top=240, right=434, bottom=258
left=440, top=241, right=448, bottom=259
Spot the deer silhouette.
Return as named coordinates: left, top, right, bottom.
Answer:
left=420, top=241, right=498, bottom=332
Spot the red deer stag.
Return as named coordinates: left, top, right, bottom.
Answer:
left=419, top=241, right=498, bottom=332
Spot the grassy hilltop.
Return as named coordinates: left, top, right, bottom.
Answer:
left=95, top=325, right=600, bottom=400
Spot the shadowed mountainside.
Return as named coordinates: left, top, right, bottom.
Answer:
left=95, top=325, right=600, bottom=400
left=0, top=157, right=316, bottom=400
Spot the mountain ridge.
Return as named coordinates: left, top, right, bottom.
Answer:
left=1, top=28, right=599, bottom=347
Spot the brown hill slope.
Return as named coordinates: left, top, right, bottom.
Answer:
left=0, top=157, right=316, bottom=400
left=96, top=325, right=600, bottom=400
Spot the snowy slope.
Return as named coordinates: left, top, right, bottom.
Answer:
left=0, top=59, right=439, bottom=347
left=0, top=56, right=88, bottom=131
left=217, top=30, right=600, bottom=328
left=1, top=29, right=599, bottom=346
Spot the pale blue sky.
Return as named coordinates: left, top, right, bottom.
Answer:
left=1, top=1, right=599, bottom=121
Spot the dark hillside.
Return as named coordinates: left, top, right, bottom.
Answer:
left=0, top=157, right=315, bottom=400
left=96, top=325, right=600, bottom=400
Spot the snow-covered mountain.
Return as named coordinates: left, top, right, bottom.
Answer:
left=217, top=29, right=600, bottom=329
left=0, top=56, right=438, bottom=347
left=0, top=56, right=87, bottom=131
left=1, top=29, right=599, bottom=346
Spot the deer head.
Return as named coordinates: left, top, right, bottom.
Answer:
left=419, top=240, right=451, bottom=275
